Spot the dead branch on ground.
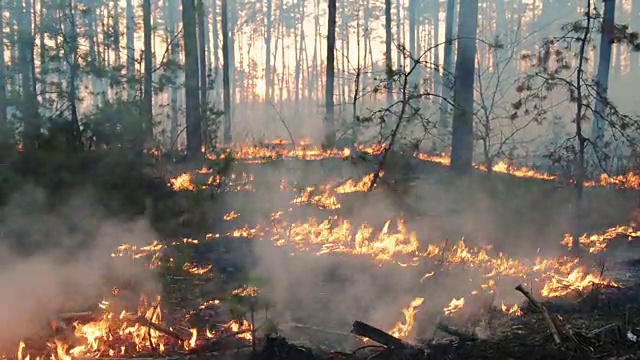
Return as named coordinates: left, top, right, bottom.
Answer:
left=515, top=284, right=562, bottom=345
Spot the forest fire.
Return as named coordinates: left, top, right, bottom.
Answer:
left=184, top=141, right=640, bottom=189
left=8, top=293, right=256, bottom=360
left=10, top=145, right=636, bottom=359
left=12, top=297, right=191, bottom=360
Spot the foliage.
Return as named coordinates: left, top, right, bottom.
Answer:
left=515, top=8, right=640, bottom=177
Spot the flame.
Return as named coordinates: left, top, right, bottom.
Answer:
left=231, top=285, right=260, bottom=297
left=14, top=296, right=186, bottom=360
left=541, top=267, right=619, bottom=298
left=561, top=225, right=640, bottom=254
left=224, top=211, right=240, bottom=221
left=225, top=320, right=253, bottom=341
left=501, top=302, right=523, bottom=316
left=182, top=262, right=213, bottom=275
left=388, top=297, right=425, bottom=339
left=443, top=297, right=465, bottom=315
left=169, top=173, right=197, bottom=191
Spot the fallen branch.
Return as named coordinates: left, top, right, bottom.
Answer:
left=350, top=320, right=409, bottom=349
left=189, top=328, right=254, bottom=354
left=133, top=315, right=189, bottom=342
left=58, top=312, right=96, bottom=321
left=515, top=284, right=562, bottom=345
left=435, top=320, right=478, bottom=342
left=283, top=323, right=355, bottom=337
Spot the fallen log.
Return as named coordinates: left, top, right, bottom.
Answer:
left=350, top=320, right=409, bottom=349
left=435, top=320, right=478, bottom=342
left=515, top=284, right=562, bottom=345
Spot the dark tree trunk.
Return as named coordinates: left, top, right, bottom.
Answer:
left=143, top=0, right=153, bottom=141
left=449, top=0, right=479, bottom=174
left=324, top=0, right=337, bottom=146
left=221, top=0, right=232, bottom=144
left=182, top=0, right=203, bottom=157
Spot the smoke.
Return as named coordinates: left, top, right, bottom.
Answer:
left=242, top=161, right=489, bottom=339
left=242, top=157, right=603, bottom=340
left=0, top=185, right=159, bottom=348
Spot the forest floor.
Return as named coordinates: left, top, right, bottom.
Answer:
left=5, top=147, right=640, bottom=360
left=151, top=151, right=640, bottom=360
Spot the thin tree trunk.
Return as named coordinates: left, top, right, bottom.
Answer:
left=126, top=0, right=135, bottom=99
left=324, top=0, right=337, bottom=146
left=211, top=0, right=221, bottom=104
left=197, top=0, right=208, bottom=148
left=143, top=0, right=153, bottom=140
left=264, top=0, right=273, bottom=101
left=221, top=0, right=232, bottom=144
left=385, top=0, right=393, bottom=133
left=0, top=0, right=6, bottom=129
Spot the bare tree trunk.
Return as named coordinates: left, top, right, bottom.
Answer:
left=324, top=0, right=337, bottom=146
left=632, top=0, right=640, bottom=72
left=449, top=0, right=478, bottom=174
left=65, top=2, right=81, bottom=148
left=18, top=0, right=39, bottom=149
left=167, top=0, right=180, bottom=147
left=143, top=0, right=153, bottom=141
left=591, top=0, right=614, bottom=151
left=294, top=0, right=305, bottom=110
left=38, top=0, right=46, bottom=103
left=197, top=0, right=208, bottom=148
left=395, top=0, right=401, bottom=70
left=264, top=0, right=273, bottom=101
left=385, top=0, right=393, bottom=133
left=211, top=0, right=221, bottom=104
left=126, top=0, right=135, bottom=99
left=432, top=0, right=441, bottom=98
left=221, top=0, right=232, bottom=144
left=0, top=0, right=6, bottom=129
left=436, top=0, right=456, bottom=151
left=182, top=0, right=203, bottom=157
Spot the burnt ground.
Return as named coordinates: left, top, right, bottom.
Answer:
left=158, top=154, right=640, bottom=360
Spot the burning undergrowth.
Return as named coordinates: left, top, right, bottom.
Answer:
left=2, top=140, right=640, bottom=359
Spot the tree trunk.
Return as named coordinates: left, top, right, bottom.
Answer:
left=265, top=0, right=273, bottom=101
left=167, top=0, right=180, bottom=147
left=324, top=0, right=337, bottom=146
left=18, top=0, right=39, bottom=149
left=385, top=0, right=393, bottom=133
left=126, top=0, right=136, bottom=99
left=221, top=0, right=232, bottom=144
left=211, top=0, right=220, bottom=104
left=449, top=0, right=479, bottom=174
left=114, top=1, right=121, bottom=66
left=591, top=0, right=614, bottom=151
left=182, top=0, right=203, bottom=157
left=197, top=0, right=208, bottom=147
left=632, top=0, right=640, bottom=72
left=38, top=0, right=46, bottom=103
left=0, top=0, right=6, bottom=129
left=143, top=0, right=153, bottom=141
left=436, top=0, right=456, bottom=151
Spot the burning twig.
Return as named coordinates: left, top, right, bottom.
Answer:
left=434, top=320, right=478, bottom=342
left=350, top=320, right=410, bottom=349
left=515, top=284, right=562, bottom=345
left=148, top=301, right=162, bottom=351
left=133, top=315, right=190, bottom=342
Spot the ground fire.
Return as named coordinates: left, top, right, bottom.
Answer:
left=3, top=140, right=639, bottom=360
